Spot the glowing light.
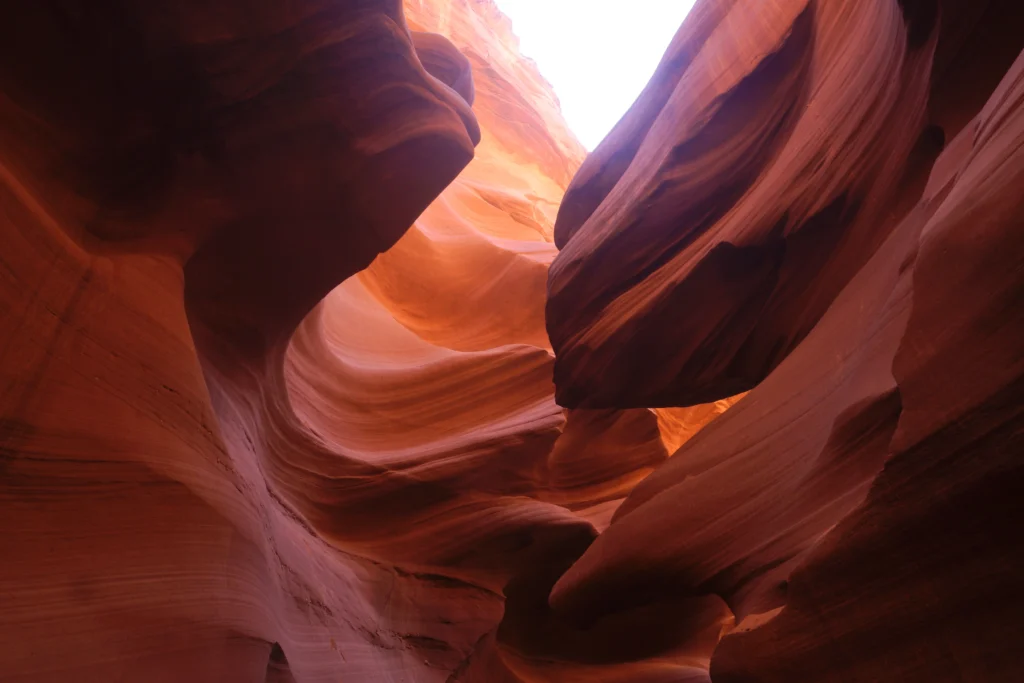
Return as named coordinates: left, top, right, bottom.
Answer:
left=495, top=0, right=698, bottom=149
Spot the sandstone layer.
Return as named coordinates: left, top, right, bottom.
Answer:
left=549, top=0, right=1024, bottom=410
left=1, top=1, right=727, bottom=681
left=0, top=1, right=481, bottom=680
left=2, top=0, right=1023, bottom=681
left=547, top=0, right=1024, bottom=681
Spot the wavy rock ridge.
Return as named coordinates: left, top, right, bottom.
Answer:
left=0, top=0, right=725, bottom=681
left=0, top=1, right=487, bottom=680
left=2, top=0, right=1023, bottom=681
left=548, top=0, right=1024, bottom=681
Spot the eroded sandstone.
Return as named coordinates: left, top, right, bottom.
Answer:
left=2, top=0, right=1022, bottom=681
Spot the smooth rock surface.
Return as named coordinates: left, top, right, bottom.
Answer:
left=0, top=1, right=732, bottom=681
left=3, top=0, right=1023, bottom=681
left=546, top=1, right=1024, bottom=681
left=548, top=0, right=1022, bottom=409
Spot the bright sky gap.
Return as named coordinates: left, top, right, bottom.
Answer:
left=494, top=0, right=699, bottom=149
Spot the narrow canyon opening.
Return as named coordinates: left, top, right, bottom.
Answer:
left=1, top=1, right=1023, bottom=682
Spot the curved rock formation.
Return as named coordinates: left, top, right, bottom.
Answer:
left=711, top=48, right=1024, bottom=681
left=547, top=0, right=1024, bottom=681
left=0, top=0, right=489, bottom=679
left=1, top=1, right=730, bottom=681
left=547, top=0, right=1021, bottom=409
left=365, top=0, right=586, bottom=353
left=262, top=5, right=739, bottom=680
left=3, top=0, right=1023, bottom=681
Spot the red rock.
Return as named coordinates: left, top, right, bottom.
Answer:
left=0, top=2, right=732, bottom=681
left=710, top=45, right=1024, bottom=683
left=6, top=0, right=1020, bottom=681
left=545, top=1, right=1024, bottom=681
left=548, top=0, right=942, bottom=408
left=0, top=0, right=487, bottom=678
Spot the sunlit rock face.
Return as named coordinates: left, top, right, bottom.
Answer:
left=275, top=3, right=740, bottom=679
left=547, top=0, right=1024, bottom=681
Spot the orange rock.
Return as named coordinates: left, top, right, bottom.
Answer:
left=9, top=0, right=1019, bottom=681
left=0, top=1, right=482, bottom=681
left=544, top=1, right=1024, bottom=682
left=0, top=1, right=732, bottom=681
left=712, top=44, right=1024, bottom=683
left=548, top=0, right=938, bottom=408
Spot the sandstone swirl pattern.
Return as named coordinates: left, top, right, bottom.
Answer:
left=2, top=0, right=1024, bottom=682
left=0, top=1, right=725, bottom=681
left=547, top=1, right=1024, bottom=681
left=1, top=1, right=481, bottom=680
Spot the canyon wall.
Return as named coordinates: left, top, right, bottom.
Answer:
left=1, top=0, right=1023, bottom=682
left=548, top=0, right=1024, bottom=681
left=0, top=1, right=483, bottom=680
left=0, top=0, right=725, bottom=681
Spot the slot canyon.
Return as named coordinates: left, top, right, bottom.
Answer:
left=1, top=0, right=1023, bottom=680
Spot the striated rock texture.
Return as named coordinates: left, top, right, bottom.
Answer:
left=710, top=47, right=1024, bottom=682
left=0, top=0, right=728, bottom=682
left=0, top=1, right=482, bottom=681
left=548, top=0, right=1023, bottom=410
left=547, top=0, right=1024, bottom=681
left=3, top=0, right=1023, bottom=681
